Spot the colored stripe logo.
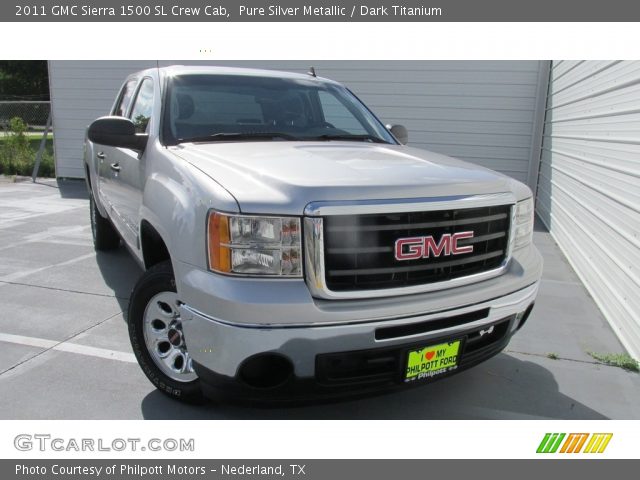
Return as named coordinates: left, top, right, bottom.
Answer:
left=537, top=433, right=612, bottom=453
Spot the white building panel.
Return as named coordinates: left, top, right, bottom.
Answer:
left=537, top=60, right=640, bottom=359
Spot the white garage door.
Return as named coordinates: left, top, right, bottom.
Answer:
left=536, top=60, right=640, bottom=359
left=50, top=60, right=547, bottom=185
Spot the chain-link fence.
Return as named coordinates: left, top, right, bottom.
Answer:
left=0, top=101, right=51, bottom=131
left=0, top=101, right=54, bottom=179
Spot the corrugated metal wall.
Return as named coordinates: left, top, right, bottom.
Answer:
left=50, top=60, right=546, bottom=183
left=536, top=60, right=640, bottom=359
left=49, top=61, right=157, bottom=178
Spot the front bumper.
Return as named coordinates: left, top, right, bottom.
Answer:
left=194, top=304, right=533, bottom=402
left=177, top=244, right=541, bottom=400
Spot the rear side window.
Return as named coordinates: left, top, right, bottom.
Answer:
left=113, top=79, right=138, bottom=117
left=129, top=78, right=154, bottom=133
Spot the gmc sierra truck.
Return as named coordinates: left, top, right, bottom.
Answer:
left=84, top=66, right=542, bottom=403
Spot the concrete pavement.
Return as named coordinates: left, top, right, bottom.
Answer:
left=0, top=178, right=638, bottom=419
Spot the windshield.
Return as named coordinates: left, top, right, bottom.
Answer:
left=162, top=74, right=397, bottom=145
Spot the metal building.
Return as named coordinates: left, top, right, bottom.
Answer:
left=537, top=61, right=640, bottom=359
left=47, top=60, right=640, bottom=359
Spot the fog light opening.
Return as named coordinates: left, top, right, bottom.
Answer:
left=516, top=303, right=535, bottom=330
left=239, top=353, right=294, bottom=389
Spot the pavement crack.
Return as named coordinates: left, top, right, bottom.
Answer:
left=505, top=349, right=615, bottom=368
left=0, top=252, right=96, bottom=283
left=0, top=279, right=129, bottom=300
left=0, top=310, right=125, bottom=377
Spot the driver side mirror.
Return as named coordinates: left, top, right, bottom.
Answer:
left=88, top=116, right=149, bottom=152
left=387, top=124, right=408, bottom=145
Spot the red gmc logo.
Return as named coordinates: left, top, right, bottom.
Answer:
left=394, top=231, right=474, bottom=261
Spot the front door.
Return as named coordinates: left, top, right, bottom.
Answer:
left=97, top=77, right=138, bottom=235
left=108, top=77, right=154, bottom=249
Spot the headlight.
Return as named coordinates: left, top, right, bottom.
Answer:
left=513, top=197, right=534, bottom=249
left=207, top=212, right=302, bottom=277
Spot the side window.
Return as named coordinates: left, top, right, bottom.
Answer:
left=113, top=79, right=137, bottom=117
left=317, top=91, right=367, bottom=134
left=129, top=78, right=154, bottom=133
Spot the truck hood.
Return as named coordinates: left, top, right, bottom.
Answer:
left=169, top=141, right=514, bottom=215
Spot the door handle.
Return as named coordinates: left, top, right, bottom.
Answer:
left=110, top=163, right=121, bottom=172
left=96, top=152, right=105, bottom=160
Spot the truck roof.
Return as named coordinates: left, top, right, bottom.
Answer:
left=133, top=65, right=339, bottom=85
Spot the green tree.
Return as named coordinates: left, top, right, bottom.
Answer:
left=0, top=61, right=49, bottom=99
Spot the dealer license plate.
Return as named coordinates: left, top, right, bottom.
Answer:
left=404, top=339, right=461, bottom=382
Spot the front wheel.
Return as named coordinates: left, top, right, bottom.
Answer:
left=128, top=261, right=203, bottom=402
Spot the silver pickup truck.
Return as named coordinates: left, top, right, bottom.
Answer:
left=84, top=65, right=542, bottom=403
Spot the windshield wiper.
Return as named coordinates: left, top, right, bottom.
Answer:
left=177, top=132, right=299, bottom=143
left=309, top=134, right=390, bottom=144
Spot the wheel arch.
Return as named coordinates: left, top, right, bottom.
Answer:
left=140, top=220, right=172, bottom=270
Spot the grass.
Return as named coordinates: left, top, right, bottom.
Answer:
left=0, top=136, right=53, bottom=149
left=588, top=352, right=639, bottom=372
left=0, top=132, right=47, bottom=140
left=546, top=352, right=559, bottom=360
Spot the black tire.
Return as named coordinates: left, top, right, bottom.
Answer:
left=128, top=261, right=204, bottom=403
left=90, top=192, right=120, bottom=251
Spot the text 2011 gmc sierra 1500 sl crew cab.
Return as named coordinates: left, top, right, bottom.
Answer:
left=84, top=66, right=542, bottom=402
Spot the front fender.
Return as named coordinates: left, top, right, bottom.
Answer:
left=139, top=149, right=239, bottom=270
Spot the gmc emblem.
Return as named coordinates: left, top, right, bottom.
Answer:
left=394, top=231, right=474, bottom=261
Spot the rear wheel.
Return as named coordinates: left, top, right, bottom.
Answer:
left=128, top=261, right=203, bottom=402
left=89, top=192, right=120, bottom=250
